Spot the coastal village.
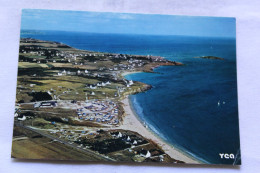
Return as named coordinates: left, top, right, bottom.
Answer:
left=12, top=38, right=189, bottom=163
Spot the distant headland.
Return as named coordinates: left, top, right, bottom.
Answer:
left=194, top=56, right=224, bottom=60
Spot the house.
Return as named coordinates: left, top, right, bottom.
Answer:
left=105, top=81, right=111, bottom=85
left=18, top=116, right=26, bottom=121
left=62, top=69, right=66, bottom=75
left=129, top=80, right=134, bottom=85
left=133, top=140, right=138, bottom=145
left=140, top=149, right=151, bottom=158
left=90, top=85, right=97, bottom=89
left=127, top=136, right=131, bottom=141
left=101, top=82, right=106, bottom=86
left=159, top=155, right=164, bottom=162
left=84, top=69, right=89, bottom=74
left=40, top=101, right=57, bottom=108
left=117, top=132, right=122, bottom=138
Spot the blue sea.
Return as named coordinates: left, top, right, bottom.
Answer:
left=21, top=30, right=241, bottom=164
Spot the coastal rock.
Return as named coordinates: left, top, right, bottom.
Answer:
left=194, top=56, right=224, bottom=60
left=143, top=61, right=183, bottom=73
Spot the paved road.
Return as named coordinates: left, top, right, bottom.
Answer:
left=14, top=122, right=115, bottom=162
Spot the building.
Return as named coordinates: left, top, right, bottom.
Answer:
left=140, top=149, right=151, bottom=158
left=17, top=116, right=26, bottom=121
left=35, top=101, right=58, bottom=108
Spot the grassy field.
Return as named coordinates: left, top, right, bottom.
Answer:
left=12, top=126, right=105, bottom=161
left=18, top=62, right=50, bottom=68
left=17, top=68, right=148, bottom=102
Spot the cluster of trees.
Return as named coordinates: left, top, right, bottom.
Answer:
left=19, top=45, right=43, bottom=53
left=18, top=111, right=36, bottom=118
left=29, top=92, right=52, bottom=102
left=76, top=138, right=131, bottom=154
left=19, top=45, right=61, bottom=60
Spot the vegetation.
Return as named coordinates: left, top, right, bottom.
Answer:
left=13, top=38, right=182, bottom=163
left=29, top=92, right=52, bottom=102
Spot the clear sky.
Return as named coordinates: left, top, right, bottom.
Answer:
left=21, top=9, right=236, bottom=38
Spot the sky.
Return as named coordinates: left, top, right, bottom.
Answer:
left=21, top=9, right=236, bottom=38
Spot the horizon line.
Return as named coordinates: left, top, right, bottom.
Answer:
left=20, top=29, right=236, bottom=39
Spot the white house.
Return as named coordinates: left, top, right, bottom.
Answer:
left=145, top=151, right=151, bottom=158
left=159, top=155, right=164, bottom=162
left=90, top=85, right=97, bottom=89
left=47, top=90, right=52, bottom=95
left=129, top=80, right=134, bottom=86
left=117, top=132, right=122, bottom=138
left=105, top=81, right=111, bottom=85
left=133, top=140, right=137, bottom=145
left=18, top=116, right=26, bottom=121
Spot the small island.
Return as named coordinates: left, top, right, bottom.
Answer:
left=194, top=56, right=224, bottom=60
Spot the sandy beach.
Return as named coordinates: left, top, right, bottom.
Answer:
left=119, top=97, right=200, bottom=164
left=121, top=71, right=143, bottom=77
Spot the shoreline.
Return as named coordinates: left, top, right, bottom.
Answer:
left=121, top=71, right=143, bottom=77
left=20, top=37, right=201, bottom=163
left=119, top=96, right=201, bottom=164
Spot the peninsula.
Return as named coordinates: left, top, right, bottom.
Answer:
left=13, top=38, right=199, bottom=164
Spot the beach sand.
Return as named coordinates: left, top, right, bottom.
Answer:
left=119, top=97, right=200, bottom=164
left=121, top=71, right=143, bottom=77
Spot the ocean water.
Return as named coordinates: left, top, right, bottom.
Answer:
left=21, top=30, right=240, bottom=164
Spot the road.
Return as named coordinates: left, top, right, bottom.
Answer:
left=14, top=122, right=115, bottom=162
